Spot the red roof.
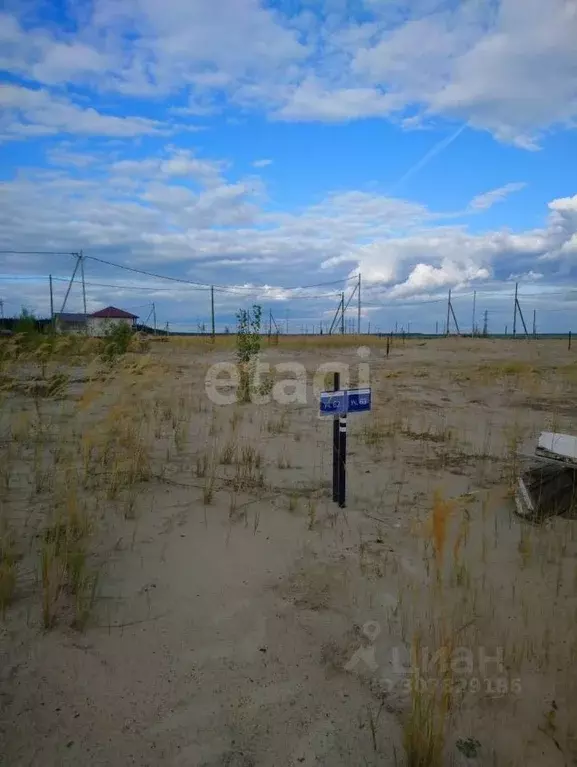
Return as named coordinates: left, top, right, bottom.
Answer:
left=90, top=306, right=138, bottom=319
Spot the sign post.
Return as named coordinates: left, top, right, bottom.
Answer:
left=332, top=372, right=340, bottom=503
left=320, top=384, right=371, bottom=508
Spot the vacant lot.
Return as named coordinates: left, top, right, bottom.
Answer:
left=1, top=335, right=577, bottom=766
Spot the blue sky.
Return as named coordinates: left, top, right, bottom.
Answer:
left=0, top=0, right=576, bottom=332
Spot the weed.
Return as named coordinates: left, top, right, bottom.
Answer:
left=0, top=520, right=17, bottom=615
left=403, top=633, right=449, bottom=767
left=277, top=450, right=291, bottom=469
left=307, top=497, right=317, bottom=530
left=220, top=441, right=237, bottom=465
left=195, top=453, right=209, bottom=478
left=203, top=470, right=216, bottom=505
left=267, top=411, right=290, bottom=435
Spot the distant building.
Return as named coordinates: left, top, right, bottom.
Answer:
left=54, top=306, right=139, bottom=336
left=88, top=306, right=138, bottom=337
left=54, top=312, right=88, bottom=334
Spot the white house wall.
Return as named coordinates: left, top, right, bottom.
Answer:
left=88, top=317, right=134, bottom=337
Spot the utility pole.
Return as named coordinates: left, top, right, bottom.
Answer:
left=152, top=302, right=157, bottom=335
left=446, top=289, right=461, bottom=335
left=533, top=309, right=537, bottom=339
left=49, top=276, right=54, bottom=331
left=357, top=273, right=361, bottom=334
left=0, top=298, right=4, bottom=320
left=285, top=309, right=289, bottom=334
left=60, top=253, right=81, bottom=315
left=513, top=282, right=518, bottom=338
left=210, top=286, right=215, bottom=341
left=483, top=309, right=488, bottom=337
left=472, top=290, right=476, bottom=337
left=80, top=250, right=88, bottom=333
left=340, top=292, right=345, bottom=335
left=435, top=320, right=439, bottom=336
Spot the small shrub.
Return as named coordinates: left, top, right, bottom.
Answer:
left=101, top=322, right=133, bottom=361
left=236, top=305, right=262, bottom=402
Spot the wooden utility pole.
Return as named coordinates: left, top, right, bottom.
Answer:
left=446, top=289, right=461, bottom=335
left=49, top=275, right=54, bottom=331
left=80, top=251, right=88, bottom=333
left=512, top=283, right=530, bottom=339
left=152, top=302, right=157, bottom=335
left=60, top=254, right=81, bottom=315
left=210, top=285, right=215, bottom=341
left=340, top=292, right=345, bottom=335
left=483, top=309, right=488, bottom=337
left=533, top=309, right=536, bottom=339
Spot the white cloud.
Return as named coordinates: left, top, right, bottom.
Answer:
left=0, top=84, right=165, bottom=140
left=1, top=145, right=576, bottom=305
left=253, top=159, right=273, bottom=168
left=1, top=0, right=576, bottom=145
left=276, top=78, right=399, bottom=121
left=469, top=182, right=527, bottom=211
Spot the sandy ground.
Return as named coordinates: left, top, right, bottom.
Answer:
left=1, top=336, right=577, bottom=766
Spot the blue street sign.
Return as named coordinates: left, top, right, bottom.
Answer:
left=346, top=388, right=371, bottom=413
left=320, top=388, right=371, bottom=416
left=320, top=390, right=346, bottom=415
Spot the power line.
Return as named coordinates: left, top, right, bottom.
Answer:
left=2, top=274, right=344, bottom=302
left=83, top=254, right=355, bottom=293
left=0, top=250, right=77, bottom=256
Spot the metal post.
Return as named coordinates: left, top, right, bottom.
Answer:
left=211, top=286, right=215, bottom=341
left=357, top=273, right=361, bottom=334
left=340, top=292, right=345, bottom=335
left=332, top=372, right=340, bottom=503
left=435, top=320, right=438, bottom=336
left=446, top=289, right=451, bottom=336
left=338, top=413, right=347, bottom=508
left=386, top=336, right=390, bottom=357
left=513, top=282, right=518, bottom=338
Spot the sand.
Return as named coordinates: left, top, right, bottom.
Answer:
left=1, top=336, right=577, bottom=766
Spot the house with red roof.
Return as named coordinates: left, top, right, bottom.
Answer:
left=87, top=306, right=138, bottom=337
